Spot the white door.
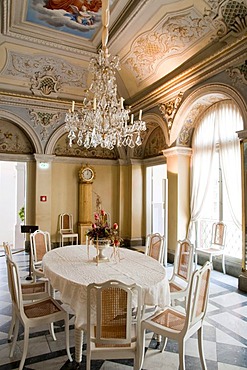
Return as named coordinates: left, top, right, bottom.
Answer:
left=146, top=164, right=167, bottom=237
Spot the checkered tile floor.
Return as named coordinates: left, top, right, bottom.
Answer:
left=0, top=249, right=246, bottom=369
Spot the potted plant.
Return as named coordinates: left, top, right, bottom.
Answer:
left=18, top=206, right=25, bottom=223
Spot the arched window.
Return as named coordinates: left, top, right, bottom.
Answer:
left=190, top=101, right=243, bottom=258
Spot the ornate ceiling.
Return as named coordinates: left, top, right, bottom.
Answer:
left=0, top=0, right=247, bottom=156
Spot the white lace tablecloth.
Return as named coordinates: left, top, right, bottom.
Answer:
left=43, top=245, right=170, bottom=329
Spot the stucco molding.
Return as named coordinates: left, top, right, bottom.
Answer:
left=162, top=146, right=193, bottom=158
left=0, top=109, right=43, bottom=153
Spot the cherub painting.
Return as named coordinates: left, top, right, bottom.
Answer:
left=27, top=0, right=104, bottom=39
left=44, top=1, right=102, bottom=13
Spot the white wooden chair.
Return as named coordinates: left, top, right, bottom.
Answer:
left=145, top=233, right=167, bottom=266
left=169, top=239, right=195, bottom=306
left=59, top=213, right=78, bottom=247
left=195, top=221, right=227, bottom=273
left=3, top=242, right=49, bottom=341
left=6, top=255, right=72, bottom=370
left=85, top=280, right=142, bottom=370
left=140, top=261, right=211, bottom=370
left=30, top=229, right=51, bottom=282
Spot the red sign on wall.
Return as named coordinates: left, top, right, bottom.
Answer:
left=40, top=196, right=47, bottom=202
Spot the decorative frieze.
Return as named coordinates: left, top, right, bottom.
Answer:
left=143, top=126, right=167, bottom=159
left=29, top=110, right=61, bottom=141
left=204, top=0, right=247, bottom=40
left=2, top=51, right=87, bottom=95
left=227, top=61, right=247, bottom=85
left=54, top=133, right=118, bottom=159
left=124, top=9, right=210, bottom=83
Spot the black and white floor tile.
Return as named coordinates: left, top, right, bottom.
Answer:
left=0, top=248, right=246, bottom=369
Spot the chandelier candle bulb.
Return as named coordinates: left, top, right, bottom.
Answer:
left=131, top=114, right=134, bottom=124
left=120, top=97, right=124, bottom=109
left=139, top=110, right=142, bottom=120
left=71, top=100, right=75, bottom=113
left=93, top=97, right=96, bottom=110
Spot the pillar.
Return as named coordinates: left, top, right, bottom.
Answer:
left=34, top=154, right=55, bottom=233
left=163, top=146, right=192, bottom=256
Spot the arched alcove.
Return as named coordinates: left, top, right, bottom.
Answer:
left=0, top=111, right=43, bottom=154
left=170, top=84, right=247, bottom=147
left=45, top=124, right=122, bottom=160
left=130, top=113, right=168, bottom=159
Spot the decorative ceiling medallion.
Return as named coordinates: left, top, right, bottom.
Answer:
left=30, top=66, right=61, bottom=96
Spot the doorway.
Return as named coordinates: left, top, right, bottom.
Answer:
left=0, top=161, right=26, bottom=248
left=146, top=164, right=167, bottom=237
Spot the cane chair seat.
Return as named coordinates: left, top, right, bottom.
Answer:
left=151, top=308, right=186, bottom=331
left=140, top=262, right=211, bottom=370
left=24, top=298, right=61, bottom=318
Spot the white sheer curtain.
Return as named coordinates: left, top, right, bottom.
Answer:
left=218, top=102, right=243, bottom=229
left=188, top=101, right=243, bottom=240
left=188, top=106, right=217, bottom=239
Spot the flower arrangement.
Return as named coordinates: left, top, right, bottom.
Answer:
left=86, top=210, right=122, bottom=246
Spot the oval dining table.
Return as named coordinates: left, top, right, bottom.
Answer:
left=43, top=244, right=170, bottom=363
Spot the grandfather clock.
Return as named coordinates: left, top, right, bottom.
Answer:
left=78, top=164, right=95, bottom=244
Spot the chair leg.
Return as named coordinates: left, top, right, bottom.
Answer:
left=49, top=323, right=57, bottom=341
left=10, top=317, right=19, bottom=357
left=8, top=306, right=15, bottom=341
left=19, top=326, right=30, bottom=370
left=209, top=255, right=213, bottom=270
left=178, top=339, right=186, bottom=370
left=65, top=315, right=73, bottom=362
left=138, top=328, right=146, bottom=370
left=86, top=352, right=91, bottom=370
left=198, top=327, right=207, bottom=370
left=156, top=334, right=162, bottom=346
left=195, top=252, right=198, bottom=269
left=222, top=254, right=226, bottom=274
left=160, top=336, right=167, bottom=352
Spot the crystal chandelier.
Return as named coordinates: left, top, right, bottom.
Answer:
left=65, top=0, right=146, bottom=150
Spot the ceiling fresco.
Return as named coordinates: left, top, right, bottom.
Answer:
left=26, top=0, right=103, bottom=39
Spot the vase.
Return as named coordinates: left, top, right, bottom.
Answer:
left=93, top=239, right=110, bottom=262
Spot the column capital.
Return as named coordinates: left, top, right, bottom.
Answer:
left=237, top=129, right=247, bottom=141
left=162, top=146, right=192, bottom=158
left=34, top=154, right=56, bottom=163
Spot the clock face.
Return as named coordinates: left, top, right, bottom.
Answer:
left=81, top=167, right=94, bottom=182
